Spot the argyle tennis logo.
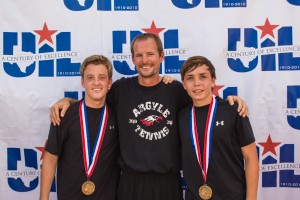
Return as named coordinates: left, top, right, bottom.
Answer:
left=287, top=0, right=300, bottom=5
left=5, top=143, right=56, bottom=192
left=131, top=101, right=171, bottom=141
left=64, top=0, right=138, bottom=11
left=140, top=115, right=163, bottom=126
left=258, top=135, right=300, bottom=188
left=284, top=86, right=300, bottom=130
left=111, top=21, right=189, bottom=75
left=1, top=23, right=81, bottom=78
left=224, top=18, right=300, bottom=72
left=171, top=0, right=246, bottom=9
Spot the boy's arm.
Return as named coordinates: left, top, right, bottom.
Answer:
left=40, top=151, right=58, bottom=200
left=241, top=142, right=259, bottom=200
left=50, top=97, right=77, bottom=126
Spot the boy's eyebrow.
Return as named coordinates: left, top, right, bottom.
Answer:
left=185, top=72, right=208, bottom=76
left=184, top=74, right=194, bottom=77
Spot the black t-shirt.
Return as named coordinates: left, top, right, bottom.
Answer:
left=46, top=101, right=119, bottom=200
left=107, top=76, right=191, bottom=173
left=178, top=97, right=255, bottom=200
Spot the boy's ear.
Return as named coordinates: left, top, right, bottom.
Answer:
left=109, top=78, right=112, bottom=89
left=212, top=78, right=216, bottom=87
left=81, top=78, right=85, bottom=88
left=182, top=80, right=187, bottom=90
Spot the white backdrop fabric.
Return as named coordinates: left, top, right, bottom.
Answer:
left=0, top=0, right=300, bottom=199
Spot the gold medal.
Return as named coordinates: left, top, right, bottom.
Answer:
left=79, top=102, right=108, bottom=196
left=199, top=184, right=212, bottom=200
left=82, top=180, right=95, bottom=195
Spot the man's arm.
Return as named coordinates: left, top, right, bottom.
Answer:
left=49, top=84, right=248, bottom=124
left=162, top=75, right=177, bottom=84
left=40, top=152, right=58, bottom=200
left=162, top=75, right=249, bottom=116
left=241, top=142, right=259, bottom=200
left=227, top=96, right=249, bottom=117
left=49, top=76, right=175, bottom=125
left=50, top=98, right=77, bottom=126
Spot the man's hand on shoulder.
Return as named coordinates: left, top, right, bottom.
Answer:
left=162, top=75, right=177, bottom=84
left=226, top=95, right=249, bottom=117
left=49, top=98, right=76, bottom=126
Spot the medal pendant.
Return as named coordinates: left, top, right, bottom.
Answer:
left=199, top=184, right=212, bottom=200
left=82, top=180, right=95, bottom=195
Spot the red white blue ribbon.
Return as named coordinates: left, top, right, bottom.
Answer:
left=190, top=96, right=217, bottom=182
left=79, top=100, right=108, bottom=178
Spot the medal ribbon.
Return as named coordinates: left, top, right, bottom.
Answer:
left=79, top=100, right=108, bottom=178
left=190, top=96, right=217, bottom=182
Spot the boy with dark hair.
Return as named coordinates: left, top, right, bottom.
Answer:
left=178, top=56, right=258, bottom=200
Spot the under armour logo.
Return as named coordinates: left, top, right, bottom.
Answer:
left=167, top=120, right=173, bottom=125
left=216, top=121, right=224, bottom=126
left=110, top=125, right=115, bottom=129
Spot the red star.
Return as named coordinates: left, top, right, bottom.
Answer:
left=142, top=21, right=165, bottom=36
left=212, top=85, right=224, bottom=96
left=34, top=23, right=57, bottom=44
left=36, top=140, right=47, bottom=161
left=258, top=135, right=281, bottom=156
left=255, top=18, right=279, bottom=39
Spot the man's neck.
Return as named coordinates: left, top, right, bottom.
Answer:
left=138, top=75, right=162, bottom=87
